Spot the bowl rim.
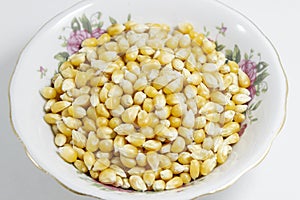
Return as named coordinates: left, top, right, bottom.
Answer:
left=8, top=0, right=288, bottom=199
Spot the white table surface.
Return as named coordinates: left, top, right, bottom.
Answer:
left=0, top=0, right=298, bottom=199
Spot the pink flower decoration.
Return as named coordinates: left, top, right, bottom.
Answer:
left=238, top=123, right=247, bottom=136
left=91, top=28, right=105, bottom=39
left=239, top=59, right=257, bottom=98
left=67, top=30, right=91, bottom=54
left=239, top=59, right=257, bottom=85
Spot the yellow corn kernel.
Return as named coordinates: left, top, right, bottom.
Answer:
left=143, top=140, right=162, bottom=151
left=120, top=155, right=137, bottom=168
left=190, top=160, right=200, bottom=180
left=194, top=116, right=206, bottom=129
left=72, top=130, right=87, bottom=148
left=234, top=112, right=246, bottom=123
left=155, top=106, right=171, bottom=120
left=73, top=146, right=85, bottom=160
left=120, top=144, right=138, bottom=159
left=193, top=33, right=205, bottom=46
left=125, top=133, right=146, bottom=147
left=160, top=169, right=173, bottom=181
left=165, top=176, right=183, bottom=190
left=107, top=23, right=125, bottom=36
left=68, top=105, right=86, bottom=119
left=153, top=180, right=166, bottom=191
left=62, top=116, right=82, bottom=130
left=97, top=33, right=111, bottom=45
left=225, top=100, right=236, bottom=111
left=82, top=37, right=98, bottom=47
left=137, top=110, right=151, bottom=127
left=159, top=154, right=172, bottom=169
left=127, top=167, right=146, bottom=177
left=169, top=116, right=181, bottom=128
left=113, top=135, right=126, bottom=153
left=108, top=117, right=122, bottom=129
left=227, top=60, right=239, bottom=73
left=178, top=152, right=192, bottom=165
left=217, top=145, right=232, bottom=164
left=232, top=93, right=251, bottom=105
left=125, top=45, right=139, bottom=61
left=105, top=97, right=121, bottom=110
left=93, top=158, right=110, bottom=171
left=157, top=50, right=175, bottom=65
left=202, top=38, right=216, bottom=54
left=54, top=133, right=67, bottom=147
left=121, top=105, right=140, bottom=123
left=200, top=157, right=217, bottom=176
left=96, top=117, right=109, bottom=127
left=193, top=129, right=205, bottom=144
left=133, top=91, right=147, bottom=105
left=98, top=139, right=114, bottom=153
left=70, top=53, right=86, bottom=67
left=146, top=151, right=160, bottom=171
left=177, top=22, right=194, bottom=34
left=44, top=113, right=61, bottom=125
left=120, top=94, right=133, bottom=108
left=114, top=123, right=135, bottom=136
left=58, top=145, right=77, bottom=163
left=83, top=151, right=96, bottom=170
left=74, top=160, right=88, bottom=173
left=133, top=76, right=148, bottom=91
left=163, top=77, right=184, bottom=94
left=59, top=61, right=73, bottom=71
left=96, top=126, right=115, bottom=139
left=111, top=69, right=124, bottom=84
left=99, top=168, right=117, bottom=185
left=140, top=46, right=155, bottom=55
left=143, top=170, right=155, bottom=187
left=197, top=82, right=210, bottom=99
left=171, top=104, right=185, bottom=117
left=136, top=152, right=147, bottom=167
left=180, top=172, right=192, bottom=184
left=40, top=87, right=57, bottom=99
left=224, top=133, right=240, bottom=145
left=187, top=72, right=202, bottom=85
left=165, top=37, right=179, bottom=49
left=129, top=175, right=147, bottom=191
left=90, top=170, right=100, bottom=180
left=86, top=132, right=99, bottom=152
left=50, top=101, right=71, bottom=114
left=96, top=104, right=110, bottom=118
left=142, top=98, right=154, bottom=113
left=144, top=86, right=158, bottom=98
left=171, top=136, right=185, bottom=153
left=189, top=30, right=198, bottom=39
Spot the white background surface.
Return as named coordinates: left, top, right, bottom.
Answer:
left=0, top=0, right=298, bottom=199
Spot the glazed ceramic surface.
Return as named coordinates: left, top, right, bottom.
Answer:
left=9, top=0, right=287, bottom=199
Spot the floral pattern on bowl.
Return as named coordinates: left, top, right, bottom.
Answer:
left=10, top=0, right=287, bottom=199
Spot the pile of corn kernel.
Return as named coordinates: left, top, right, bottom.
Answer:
left=40, top=21, right=251, bottom=191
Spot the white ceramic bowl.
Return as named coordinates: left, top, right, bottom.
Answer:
left=9, top=0, right=288, bottom=199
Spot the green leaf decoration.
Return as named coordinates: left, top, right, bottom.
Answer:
left=256, top=61, right=269, bottom=73
left=127, top=13, right=132, bottom=21
left=232, top=44, right=241, bottom=63
left=54, top=52, right=69, bottom=62
left=109, top=16, right=117, bottom=24
left=80, top=14, right=92, bottom=33
left=98, top=21, right=104, bottom=29
left=225, top=49, right=233, bottom=60
left=252, top=100, right=262, bottom=111
left=71, top=17, right=81, bottom=31
left=244, top=53, right=249, bottom=60
left=216, top=44, right=226, bottom=51
left=254, top=70, right=269, bottom=85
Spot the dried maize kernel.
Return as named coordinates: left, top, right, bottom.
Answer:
left=58, top=145, right=77, bottom=163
